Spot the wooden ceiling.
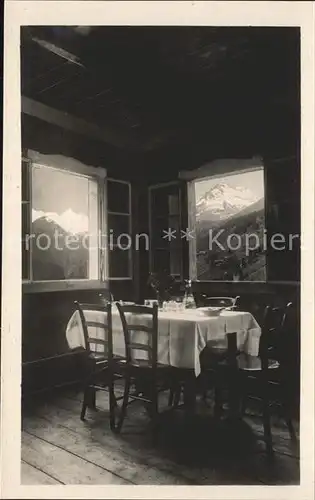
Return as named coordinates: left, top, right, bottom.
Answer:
left=21, top=26, right=300, bottom=159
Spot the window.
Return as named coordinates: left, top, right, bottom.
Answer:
left=149, top=182, right=182, bottom=277
left=22, top=150, right=107, bottom=291
left=187, top=160, right=266, bottom=282
left=107, top=179, right=132, bottom=280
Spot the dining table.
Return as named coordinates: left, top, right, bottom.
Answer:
left=66, top=304, right=261, bottom=378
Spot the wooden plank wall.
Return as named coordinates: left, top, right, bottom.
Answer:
left=21, top=113, right=300, bottom=399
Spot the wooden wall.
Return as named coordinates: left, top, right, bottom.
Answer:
left=21, top=113, right=300, bottom=399
left=21, top=114, right=147, bottom=392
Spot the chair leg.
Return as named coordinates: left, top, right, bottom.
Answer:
left=213, top=367, right=226, bottom=419
left=168, top=389, right=175, bottom=407
left=134, top=379, right=144, bottom=397
left=227, top=366, right=241, bottom=420
left=202, top=388, right=213, bottom=408
left=150, top=386, right=159, bottom=428
left=114, top=375, right=131, bottom=434
left=240, top=394, right=248, bottom=416
left=147, top=383, right=160, bottom=446
left=280, top=381, right=297, bottom=442
left=109, top=373, right=117, bottom=431
left=214, top=386, right=224, bottom=419
left=262, top=396, right=274, bottom=456
left=173, top=386, right=181, bottom=407
left=285, top=416, right=297, bottom=442
left=168, top=383, right=181, bottom=407
left=183, top=376, right=197, bottom=421
left=282, top=396, right=297, bottom=442
left=80, top=384, right=98, bottom=421
left=80, top=386, right=90, bottom=421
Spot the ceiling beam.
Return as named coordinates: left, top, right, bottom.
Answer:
left=21, top=96, right=137, bottom=150
left=30, top=36, right=85, bottom=68
left=21, top=96, right=173, bottom=152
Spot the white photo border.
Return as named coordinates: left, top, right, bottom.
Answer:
left=2, top=2, right=314, bottom=499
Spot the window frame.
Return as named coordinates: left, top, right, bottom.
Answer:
left=106, top=178, right=133, bottom=281
left=182, top=157, right=267, bottom=283
left=22, top=149, right=107, bottom=293
left=148, top=181, right=183, bottom=279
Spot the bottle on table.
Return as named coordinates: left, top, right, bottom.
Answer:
left=183, top=280, right=196, bottom=309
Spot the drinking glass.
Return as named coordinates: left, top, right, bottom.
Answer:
left=162, top=301, right=169, bottom=312
left=145, top=299, right=158, bottom=307
left=174, top=296, right=184, bottom=312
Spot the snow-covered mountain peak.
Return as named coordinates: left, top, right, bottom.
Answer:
left=32, top=208, right=89, bottom=234
left=196, top=182, right=259, bottom=220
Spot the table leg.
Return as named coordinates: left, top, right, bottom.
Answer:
left=183, top=373, right=197, bottom=417
left=227, top=366, right=241, bottom=420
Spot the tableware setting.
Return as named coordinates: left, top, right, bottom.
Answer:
left=197, top=306, right=227, bottom=316
left=117, top=301, right=136, bottom=306
left=144, top=299, right=159, bottom=307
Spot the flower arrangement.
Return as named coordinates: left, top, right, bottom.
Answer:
left=147, top=270, right=176, bottom=306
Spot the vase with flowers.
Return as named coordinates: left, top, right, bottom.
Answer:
left=147, top=270, right=176, bottom=308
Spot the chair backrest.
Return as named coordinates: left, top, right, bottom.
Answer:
left=74, top=301, right=113, bottom=359
left=259, top=302, right=295, bottom=365
left=115, top=302, right=158, bottom=369
left=280, top=301, right=294, bottom=332
left=201, top=296, right=240, bottom=309
left=279, top=301, right=297, bottom=365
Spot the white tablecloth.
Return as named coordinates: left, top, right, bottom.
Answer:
left=66, top=306, right=261, bottom=377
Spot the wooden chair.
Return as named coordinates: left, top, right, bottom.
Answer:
left=235, top=302, right=298, bottom=455
left=169, top=332, right=239, bottom=416
left=199, top=330, right=240, bottom=417
left=207, top=302, right=297, bottom=454
left=112, top=302, right=174, bottom=433
left=74, top=301, right=115, bottom=422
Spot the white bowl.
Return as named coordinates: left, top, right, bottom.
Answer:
left=198, top=306, right=226, bottom=316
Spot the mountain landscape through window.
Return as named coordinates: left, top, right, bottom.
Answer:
left=194, top=168, right=266, bottom=281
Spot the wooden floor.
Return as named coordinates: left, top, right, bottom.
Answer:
left=21, top=388, right=300, bottom=485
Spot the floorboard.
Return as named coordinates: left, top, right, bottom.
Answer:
left=22, top=432, right=129, bottom=485
left=21, top=389, right=300, bottom=486
left=21, top=461, right=62, bottom=485
left=23, top=413, right=191, bottom=485
left=62, top=389, right=300, bottom=459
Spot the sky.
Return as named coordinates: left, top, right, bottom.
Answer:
left=31, top=166, right=91, bottom=233
left=194, top=168, right=265, bottom=202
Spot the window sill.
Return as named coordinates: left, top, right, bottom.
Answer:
left=108, top=277, right=133, bottom=281
left=192, top=280, right=300, bottom=285
left=22, top=280, right=108, bottom=293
